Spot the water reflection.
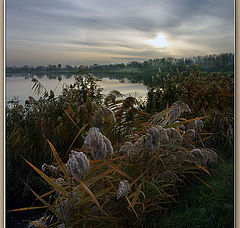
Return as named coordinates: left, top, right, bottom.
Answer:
left=6, top=74, right=147, bottom=104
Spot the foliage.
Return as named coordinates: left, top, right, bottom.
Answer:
left=6, top=66, right=233, bottom=227
left=9, top=96, right=221, bottom=227
left=6, top=74, right=103, bottom=202
left=146, top=66, right=234, bottom=155
left=146, top=160, right=233, bottom=228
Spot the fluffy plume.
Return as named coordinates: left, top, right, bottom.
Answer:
left=168, top=101, right=191, bottom=123
left=66, top=150, right=90, bottom=181
left=155, top=125, right=169, bottom=144
left=172, top=101, right=191, bottom=112
left=168, top=106, right=180, bottom=123
left=200, top=148, right=218, bottom=164
left=84, top=127, right=114, bottom=159
left=194, top=119, right=204, bottom=130
left=190, top=149, right=207, bottom=164
left=104, top=90, right=123, bottom=104
left=184, top=129, right=196, bottom=140
left=117, top=180, right=131, bottom=200
left=119, top=142, right=133, bottom=155
left=42, top=163, right=62, bottom=178
left=166, top=128, right=182, bottom=144
left=92, top=106, right=116, bottom=129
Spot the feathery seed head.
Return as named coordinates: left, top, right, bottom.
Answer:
left=117, top=180, right=131, bottom=200
left=119, top=142, right=133, bottom=155
left=155, top=125, right=169, bottom=144
left=84, top=127, right=114, bottom=159
left=166, top=128, right=182, bottom=144
left=41, top=163, right=62, bottom=178
left=172, top=101, right=191, bottom=113
left=168, top=106, right=180, bottom=124
left=184, top=129, right=196, bottom=140
left=190, top=149, right=206, bottom=164
left=194, top=119, right=204, bottom=130
left=66, top=150, right=90, bottom=181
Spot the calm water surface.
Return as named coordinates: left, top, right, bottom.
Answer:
left=6, top=74, right=147, bottom=104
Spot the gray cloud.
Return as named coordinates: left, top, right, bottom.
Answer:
left=6, top=0, right=234, bottom=66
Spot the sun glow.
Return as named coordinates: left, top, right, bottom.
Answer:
left=148, top=33, right=168, bottom=48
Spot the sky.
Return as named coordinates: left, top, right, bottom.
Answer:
left=6, top=0, right=234, bottom=66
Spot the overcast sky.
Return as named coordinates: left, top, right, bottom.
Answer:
left=6, top=0, right=234, bottom=66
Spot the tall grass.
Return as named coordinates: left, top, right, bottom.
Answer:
left=6, top=68, right=233, bottom=227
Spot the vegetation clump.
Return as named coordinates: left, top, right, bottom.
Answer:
left=6, top=65, right=233, bottom=227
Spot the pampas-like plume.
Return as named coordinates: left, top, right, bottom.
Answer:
left=119, top=142, right=133, bottom=155
left=166, top=128, right=182, bottom=144
left=168, top=106, right=180, bottom=124
left=190, top=149, right=207, bottom=164
left=155, top=125, right=170, bottom=144
left=92, top=106, right=116, bottom=129
left=104, top=90, right=123, bottom=104
left=172, top=101, right=191, bottom=112
left=84, top=127, right=114, bottom=159
left=184, top=129, right=196, bottom=140
left=168, top=101, right=191, bottom=123
left=117, top=180, right=131, bottom=200
left=200, top=148, right=218, bottom=164
left=42, top=163, right=62, bottom=178
left=66, top=150, right=90, bottom=181
left=194, top=119, right=204, bottom=130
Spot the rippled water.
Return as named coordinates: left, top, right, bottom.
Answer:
left=6, top=74, right=147, bottom=104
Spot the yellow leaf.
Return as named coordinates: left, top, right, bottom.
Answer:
left=7, top=206, right=47, bottom=213
left=24, top=159, right=68, bottom=195
left=79, top=180, right=103, bottom=214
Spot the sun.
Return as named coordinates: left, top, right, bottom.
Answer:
left=148, top=33, right=168, bottom=48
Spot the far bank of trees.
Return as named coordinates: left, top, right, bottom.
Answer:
left=6, top=53, right=234, bottom=79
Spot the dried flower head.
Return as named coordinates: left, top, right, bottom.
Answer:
left=166, top=128, right=182, bottom=144
left=184, top=129, right=196, bottom=140
left=66, top=150, right=90, bottom=181
left=172, top=101, right=191, bottom=113
left=92, top=106, right=116, bottom=129
left=190, top=149, right=207, bottom=164
left=168, top=106, right=180, bottom=123
left=119, top=141, right=133, bottom=155
left=84, top=127, right=114, bottom=159
left=117, top=180, right=131, bottom=200
left=104, top=90, right=123, bottom=104
left=42, top=163, right=62, bottom=178
left=168, top=101, right=191, bottom=123
left=194, top=119, right=204, bottom=130
left=201, top=148, right=218, bottom=164
left=155, top=125, right=169, bottom=144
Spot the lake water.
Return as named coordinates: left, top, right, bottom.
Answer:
left=6, top=74, right=147, bottom=104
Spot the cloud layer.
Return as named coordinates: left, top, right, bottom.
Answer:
left=6, top=0, right=234, bottom=66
